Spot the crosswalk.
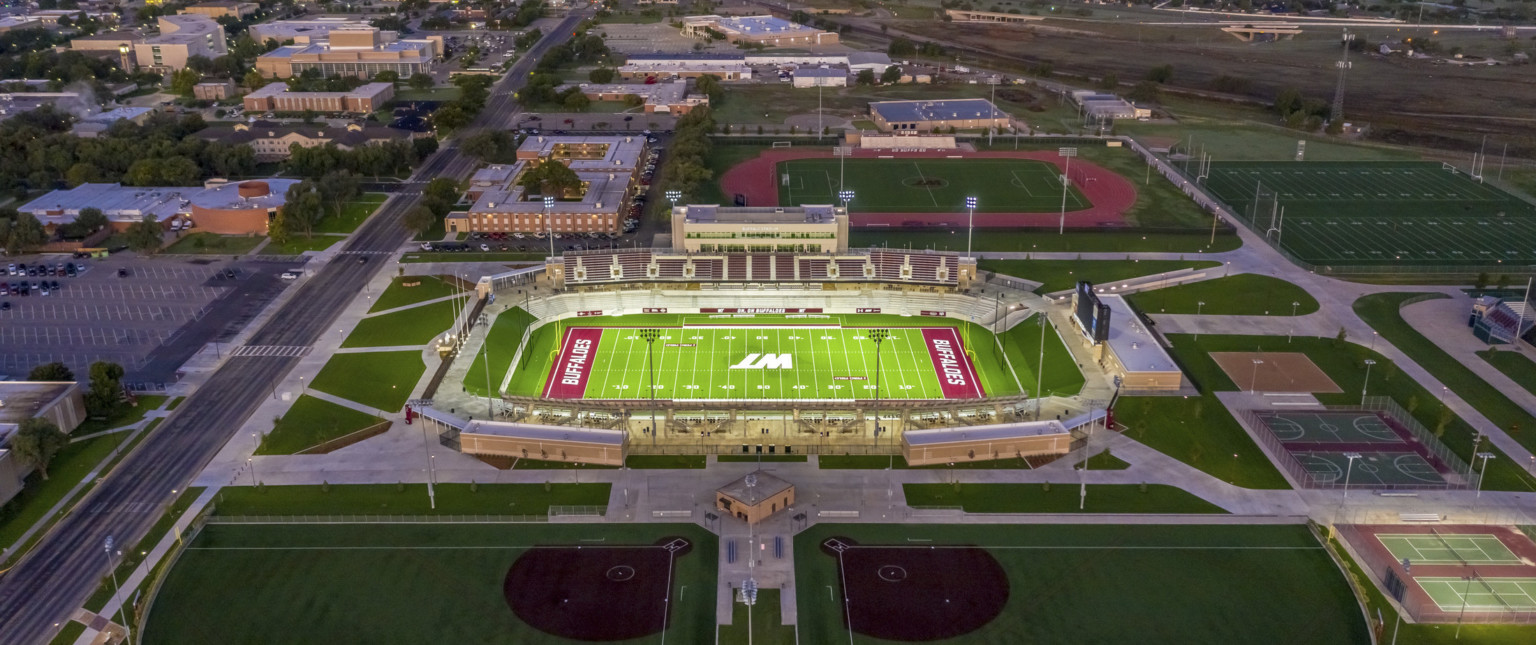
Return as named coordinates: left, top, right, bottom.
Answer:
left=231, top=345, right=312, bottom=358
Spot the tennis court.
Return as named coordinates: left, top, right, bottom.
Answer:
left=1203, top=161, right=1536, bottom=267
left=1417, top=577, right=1536, bottom=612
left=1291, top=451, right=1447, bottom=487
left=1377, top=533, right=1523, bottom=566
left=1255, top=411, right=1402, bottom=445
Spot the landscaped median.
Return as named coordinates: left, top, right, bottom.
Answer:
left=369, top=275, right=463, bottom=313
left=341, top=299, right=458, bottom=348
left=1128, top=273, right=1319, bottom=316
left=309, top=351, right=426, bottom=413
left=211, top=483, right=611, bottom=517
left=257, top=395, right=384, bottom=456
left=903, top=483, right=1227, bottom=514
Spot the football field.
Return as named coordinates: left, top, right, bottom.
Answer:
left=541, top=324, right=985, bottom=401
left=1203, top=161, right=1536, bottom=267
left=777, top=158, right=1089, bottom=213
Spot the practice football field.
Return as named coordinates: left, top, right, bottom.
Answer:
left=1203, top=161, right=1536, bottom=267
left=776, top=158, right=1089, bottom=213
left=540, top=324, right=986, bottom=401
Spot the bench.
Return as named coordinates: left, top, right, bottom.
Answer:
left=1399, top=513, right=1443, bottom=523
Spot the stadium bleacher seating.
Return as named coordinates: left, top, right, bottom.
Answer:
left=556, top=249, right=965, bottom=287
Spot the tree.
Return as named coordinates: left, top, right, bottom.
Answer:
left=880, top=65, right=902, bottom=84
left=1098, top=72, right=1119, bottom=90
left=1127, top=81, right=1161, bottom=103
left=27, top=362, right=74, bottom=382
left=85, top=361, right=125, bottom=416
left=268, top=209, right=289, bottom=246
left=282, top=183, right=325, bottom=238
left=588, top=67, right=615, bottom=83
left=1146, top=64, right=1173, bottom=83
left=374, top=70, right=400, bottom=84
left=5, top=213, right=47, bottom=255
left=243, top=70, right=268, bottom=90
left=461, top=130, right=516, bottom=163
left=888, top=37, right=916, bottom=58
left=10, top=419, right=67, bottom=480
left=318, top=170, right=360, bottom=218
left=1273, top=87, right=1304, bottom=116
left=518, top=161, right=582, bottom=199
left=170, top=68, right=202, bottom=95
left=1475, top=272, right=1490, bottom=291
left=855, top=69, right=876, bottom=86
left=622, top=93, right=644, bottom=109
left=693, top=74, right=723, bottom=104
left=432, top=103, right=472, bottom=131
left=403, top=204, right=437, bottom=236
left=125, top=215, right=163, bottom=253
left=563, top=91, right=591, bottom=111
left=408, top=73, right=435, bottom=90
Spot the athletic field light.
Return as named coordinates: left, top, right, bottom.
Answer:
left=1057, top=147, right=1077, bottom=234
left=1341, top=452, right=1362, bottom=498
left=665, top=189, right=681, bottom=207
left=543, top=195, right=556, bottom=258
left=1361, top=359, right=1376, bottom=405
left=839, top=189, right=855, bottom=210
left=639, top=328, right=660, bottom=445
left=964, top=196, right=978, bottom=258
left=867, top=329, right=889, bottom=444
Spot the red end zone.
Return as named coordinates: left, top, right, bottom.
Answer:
left=921, top=328, right=985, bottom=399
left=542, top=327, right=602, bottom=399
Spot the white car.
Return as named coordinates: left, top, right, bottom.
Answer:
left=279, top=271, right=299, bottom=280
left=420, top=242, right=434, bottom=251
left=480, top=243, right=491, bottom=251
left=513, top=233, right=525, bottom=239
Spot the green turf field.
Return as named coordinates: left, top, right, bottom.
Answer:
left=1204, top=161, right=1536, bottom=267
left=777, top=158, right=1088, bottom=213
left=143, top=523, right=716, bottom=645
left=794, top=523, right=1369, bottom=645
left=503, top=312, right=1082, bottom=401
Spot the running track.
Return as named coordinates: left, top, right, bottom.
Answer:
left=718, top=148, right=1139, bottom=228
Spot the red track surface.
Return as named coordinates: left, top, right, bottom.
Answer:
left=718, top=148, right=1138, bottom=228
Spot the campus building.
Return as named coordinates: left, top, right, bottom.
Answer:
left=1068, top=283, right=1184, bottom=393
left=945, top=9, right=1044, bottom=23
left=19, top=179, right=300, bottom=235
left=447, top=135, right=648, bottom=236
left=242, top=82, right=395, bottom=114
left=0, top=381, right=87, bottom=507
left=618, top=54, right=752, bottom=81
left=561, top=80, right=708, bottom=114
left=902, top=421, right=1074, bottom=467
left=869, top=99, right=1011, bottom=133
left=249, top=17, right=381, bottom=44
left=255, top=28, right=440, bottom=79
left=671, top=204, right=848, bottom=253
left=132, top=15, right=228, bottom=71
left=196, top=120, right=415, bottom=161
left=180, top=1, right=259, bottom=19
left=70, top=106, right=155, bottom=138
left=1070, top=90, right=1151, bottom=122
left=792, top=66, right=847, bottom=88
left=715, top=470, right=795, bottom=524
left=681, top=15, right=838, bottom=46
left=455, top=421, right=627, bottom=466
left=192, top=80, right=238, bottom=101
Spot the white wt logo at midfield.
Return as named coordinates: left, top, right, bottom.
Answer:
left=729, top=354, right=794, bottom=370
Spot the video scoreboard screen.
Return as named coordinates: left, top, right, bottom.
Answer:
left=1073, top=281, right=1111, bottom=343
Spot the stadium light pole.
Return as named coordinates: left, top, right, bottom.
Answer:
left=1361, top=359, right=1376, bottom=405
left=868, top=329, right=889, bottom=445
left=964, top=196, right=978, bottom=258
left=666, top=189, right=682, bottom=210
left=1474, top=452, right=1495, bottom=503
left=1057, top=147, right=1077, bottom=234
left=543, top=196, right=556, bottom=258
left=1249, top=359, right=1264, bottom=394
left=639, top=329, right=660, bottom=446
left=1034, top=313, right=1046, bottom=421
left=1341, top=452, right=1361, bottom=498
left=103, top=536, right=132, bottom=645
left=839, top=189, right=854, bottom=212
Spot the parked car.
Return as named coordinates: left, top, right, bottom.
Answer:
left=279, top=271, right=299, bottom=280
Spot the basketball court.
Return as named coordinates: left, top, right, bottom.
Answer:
left=1211, top=352, right=1341, bottom=393
left=1249, top=409, right=1462, bottom=489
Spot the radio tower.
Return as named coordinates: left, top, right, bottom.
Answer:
left=1331, top=29, right=1355, bottom=125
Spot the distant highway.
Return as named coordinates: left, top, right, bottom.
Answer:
left=0, top=8, right=592, bottom=644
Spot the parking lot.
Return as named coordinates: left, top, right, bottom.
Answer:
left=0, top=255, right=300, bottom=385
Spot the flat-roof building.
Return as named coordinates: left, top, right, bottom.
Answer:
left=456, top=421, right=627, bottom=466
left=619, top=54, right=751, bottom=81
left=180, top=1, right=259, bottom=19
left=1081, top=293, right=1183, bottom=393
left=448, top=136, right=649, bottom=237
left=197, top=120, right=414, bottom=161
left=243, top=82, right=395, bottom=114
left=868, top=98, right=1011, bottom=133
left=792, top=66, right=846, bottom=88
left=192, top=80, right=238, bottom=101
left=0, top=381, right=87, bottom=507
left=70, top=106, right=155, bottom=137
left=903, top=421, right=1073, bottom=467
left=254, top=28, right=439, bottom=79
left=672, top=204, right=847, bottom=253
left=682, top=14, right=838, bottom=46
left=19, top=179, right=299, bottom=235
left=134, top=15, right=228, bottom=70
left=249, top=17, right=384, bottom=45
left=563, top=80, right=707, bottom=114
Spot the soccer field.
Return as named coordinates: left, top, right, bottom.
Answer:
left=1203, top=161, right=1536, bottom=267
left=776, top=158, right=1089, bottom=213
left=542, top=324, right=986, bottom=401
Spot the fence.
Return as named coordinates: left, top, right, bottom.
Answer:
left=549, top=505, right=607, bottom=517
left=206, top=514, right=553, bottom=524
left=1338, top=525, right=1536, bottom=626
left=1242, top=397, right=1477, bottom=491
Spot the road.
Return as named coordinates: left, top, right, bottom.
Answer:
left=0, top=8, right=592, bottom=644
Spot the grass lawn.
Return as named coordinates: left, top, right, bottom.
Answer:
left=143, top=523, right=714, bottom=645
left=852, top=229, right=1241, bottom=254
left=717, top=455, right=807, bottom=463
left=1128, top=273, right=1320, bottom=316
left=341, top=300, right=456, bottom=348
left=263, top=234, right=344, bottom=255
left=1356, top=293, right=1536, bottom=456
left=979, top=259, right=1222, bottom=293
left=0, top=432, right=129, bottom=561
left=997, top=316, right=1087, bottom=398
left=465, top=307, right=538, bottom=397
left=212, top=483, right=610, bottom=516
left=84, top=486, right=204, bottom=612
left=310, top=351, right=426, bottom=412
left=795, top=523, right=1367, bottom=645
left=625, top=455, right=706, bottom=469
left=166, top=397, right=185, bottom=411
left=903, top=483, right=1227, bottom=514
left=48, top=622, right=84, bottom=645
left=370, top=275, right=462, bottom=313
left=511, top=458, right=618, bottom=470
left=411, top=215, right=447, bottom=242
left=257, top=395, right=382, bottom=456
left=1477, top=348, right=1536, bottom=398
left=399, top=251, right=547, bottom=263
left=313, top=193, right=389, bottom=234
left=73, top=395, right=166, bottom=436
left=717, top=588, right=795, bottom=645
left=1077, top=448, right=1131, bottom=470
left=160, top=233, right=265, bottom=255
left=1116, top=394, right=1290, bottom=489
left=1165, top=333, right=1536, bottom=492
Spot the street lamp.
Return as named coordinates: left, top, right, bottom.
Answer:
left=1057, top=147, right=1077, bottom=234
left=1361, top=359, right=1376, bottom=405
left=543, top=195, right=555, bottom=258
left=1342, top=452, right=1362, bottom=497
left=868, top=329, right=889, bottom=444
left=639, top=329, right=660, bottom=445
left=104, top=536, right=131, bottom=645
left=1474, top=451, right=1495, bottom=502
left=964, top=196, right=978, bottom=258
